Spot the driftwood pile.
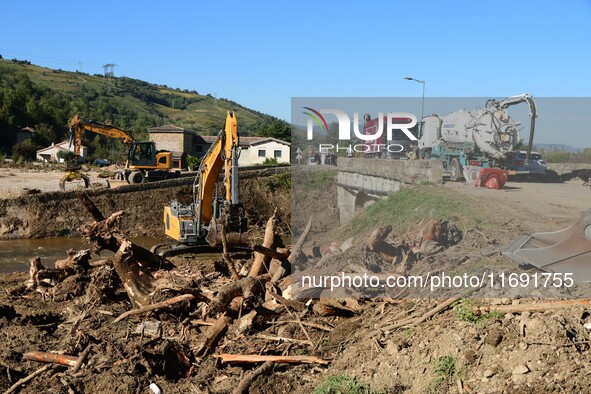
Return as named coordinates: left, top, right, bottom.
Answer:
left=3, top=196, right=338, bottom=393
left=5, top=195, right=591, bottom=393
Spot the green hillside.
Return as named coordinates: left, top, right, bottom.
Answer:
left=0, top=57, right=289, bottom=161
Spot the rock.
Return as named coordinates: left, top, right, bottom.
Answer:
left=340, top=237, right=354, bottom=252
left=483, top=369, right=495, bottom=378
left=385, top=341, right=401, bottom=356
left=484, top=328, right=503, bottom=347
left=519, top=342, right=528, bottom=350
left=513, top=364, right=530, bottom=375
left=481, top=377, right=489, bottom=383
left=526, top=361, right=537, bottom=372
left=134, top=321, right=162, bottom=339
left=464, top=349, right=478, bottom=363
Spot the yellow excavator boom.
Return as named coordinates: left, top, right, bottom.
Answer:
left=162, top=111, right=247, bottom=250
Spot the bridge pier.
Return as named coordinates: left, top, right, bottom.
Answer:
left=336, top=158, right=443, bottom=224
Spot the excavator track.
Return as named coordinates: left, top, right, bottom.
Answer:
left=150, top=242, right=252, bottom=257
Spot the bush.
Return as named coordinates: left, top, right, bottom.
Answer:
left=430, top=356, right=458, bottom=392
left=11, top=142, right=37, bottom=162
left=56, top=150, right=77, bottom=163
left=262, top=157, right=278, bottom=166
left=186, top=155, right=201, bottom=171
left=314, top=375, right=369, bottom=394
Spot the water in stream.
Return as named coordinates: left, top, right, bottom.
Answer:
left=0, top=237, right=162, bottom=273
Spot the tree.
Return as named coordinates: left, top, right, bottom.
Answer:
left=12, top=140, right=38, bottom=161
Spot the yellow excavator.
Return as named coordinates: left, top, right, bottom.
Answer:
left=157, top=111, right=248, bottom=255
left=60, top=115, right=178, bottom=190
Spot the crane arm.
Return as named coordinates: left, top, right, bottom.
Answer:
left=486, top=94, right=537, bottom=161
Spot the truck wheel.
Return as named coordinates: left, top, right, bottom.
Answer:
left=450, top=158, right=464, bottom=182
left=129, top=171, right=145, bottom=184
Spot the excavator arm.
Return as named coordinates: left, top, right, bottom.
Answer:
left=486, top=94, right=537, bottom=161
left=162, top=111, right=247, bottom=251
left=196, top=111, right=239, bottom=226
left=68, top=115, right=135, bottom=165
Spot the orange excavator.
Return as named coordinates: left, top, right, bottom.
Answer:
left=60, top=115, right=178, bottom=190
left=156, top=111, right=248, bottom=256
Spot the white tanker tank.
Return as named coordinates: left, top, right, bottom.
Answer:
left=419, top=94, right=537, bottom=181
left=439, top=106, right=520, bottom=159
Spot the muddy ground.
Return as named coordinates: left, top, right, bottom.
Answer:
left=0, top=167, right=290, bottom=239
left=1, top=167, right=591, bottom=393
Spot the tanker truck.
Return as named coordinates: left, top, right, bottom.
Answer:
left=418, top=94, right=537, bottom=181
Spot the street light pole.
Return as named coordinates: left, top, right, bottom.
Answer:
left=404, top=77, right=426, bottom=136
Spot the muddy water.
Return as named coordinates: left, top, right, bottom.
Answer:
left=0, top=237, right=162, bottom=273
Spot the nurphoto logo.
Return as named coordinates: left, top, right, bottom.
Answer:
left=302, top=107, right=418, bottom=153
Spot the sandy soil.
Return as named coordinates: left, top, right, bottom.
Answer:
left=445, top=180, right=590, bottom=232
left=0, top=167, right=110, bottom=199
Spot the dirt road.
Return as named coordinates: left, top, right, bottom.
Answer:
left=445, top=180, right=590, bottom=233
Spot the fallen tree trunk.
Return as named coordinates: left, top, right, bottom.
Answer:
left=3, top=364, right=52, bottom=394
left=193, top=316, right=232, bottom=357
left=253, top=244, right=289, bottom=261
left=23, top=352, right=78, bottom=367
left=77, top=192, right=104, bottom=222
left=112, top=293, right=196, bottom=324
left=221, top=225, right=240, bottom=280
left=289, top=217, right=311, bottom=266
left=479, top=299, right=591, bottom=314
left=232, top=361, right=274, bottom=394
left=208, top=275, right=269, bottom=316
left=112, top=239, right=155, bottom=308
left=249, top=213, right=277, bottom=277
left=79, top=210, right=167, bottom=269
left=368, top=225, right=401, bottom=257
left=54, top=249, right=91, bottom=272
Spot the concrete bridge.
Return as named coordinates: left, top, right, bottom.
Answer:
left=337, top=158, right=444, bottom=224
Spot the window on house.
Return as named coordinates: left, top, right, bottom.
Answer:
left=274, top=150, right=282, bottom=158
left=258, top=149, right=266, bottom=157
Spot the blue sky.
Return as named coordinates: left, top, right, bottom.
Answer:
left=1, top=1, right=590, bottom=146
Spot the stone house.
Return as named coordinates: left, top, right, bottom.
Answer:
left=148, top=125, right=290, bottom=168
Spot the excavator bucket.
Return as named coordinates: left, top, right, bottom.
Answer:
left=502, top=209, right=591, bottom=282
left=205, top=217, right=250, bottom=248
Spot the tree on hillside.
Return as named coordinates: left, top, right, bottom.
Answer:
left=249, top=119, right=291, bottom=142
left=0, top=59, right=281, bottom=157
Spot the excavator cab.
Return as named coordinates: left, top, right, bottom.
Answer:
left=129, top=142, right=157, bottom=167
